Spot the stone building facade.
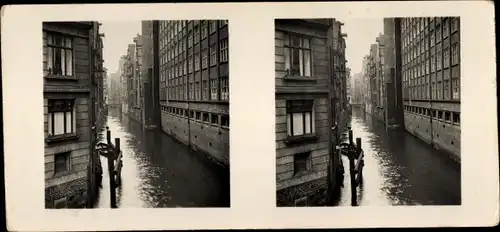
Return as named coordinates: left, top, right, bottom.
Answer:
left=43, top=22, right=98, bottom=208
left=158, top=20, right=230, bottom=167
left=275, top=19, right=343, bottom=206
left=400, top=17, right=461, bottom=160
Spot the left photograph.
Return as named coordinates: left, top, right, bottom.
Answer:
left=43, top=20, right=230, bottom=208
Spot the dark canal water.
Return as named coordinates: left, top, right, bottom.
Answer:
left=335, top=106, right=461, bottom=206
left=94, top=107, right=230, bottom=208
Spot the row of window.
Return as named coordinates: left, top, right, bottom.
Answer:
left=404, top=105, right=460, bottom=126
left=159, top=20, right=228, bottom=65
left=159, top=20, right=227, bottom=48
left=402, top=41, right=460, bottom=75
left=401, top=17, right=459, bottom=49
left=404, top=78, right=460, bottom=100
left=158, top=38, right=229, bottom=81
left=161, top=106, right=229, bottom=128
left=159, top=76, right=229, bottom=102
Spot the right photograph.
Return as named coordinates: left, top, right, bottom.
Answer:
left=275, top=17, right=461, bottom=207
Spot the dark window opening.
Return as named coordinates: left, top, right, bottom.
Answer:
left=54, top=152, right=70, bottom=174
left=294, top=152, right=311, bottom=175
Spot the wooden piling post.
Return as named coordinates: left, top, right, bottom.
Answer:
left=356, top=138, right=363, bottom=186
left=106, top=127, right=111, bottom=145
left=348, top=129, right=354, bottom=146
left=108, top=150, right=117, bottom=208
left=114, top=138, right=121, bottom=186
left=349, top=154, right=357, bottom=206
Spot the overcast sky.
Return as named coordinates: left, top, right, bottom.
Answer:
left=339, top=17, right=384, bottom=76
left=98, top=18, right=382, bottom=77
left=100, top=21, right=142, bottom=74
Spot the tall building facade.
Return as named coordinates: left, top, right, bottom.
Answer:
left=128, top=34, right=143, bottom=123
left=362, top=55, right=372, bottom=114
left=43, top=22, right=102, bottom=208
left=275, top=19, right=345, bottom=206
left=158, top=20, right=230, bottom=166
left=119, top=55, right=128, bottom=114
left=399, top=17, right=461, bottom=160
left=141, top=20, right=156, bottom=129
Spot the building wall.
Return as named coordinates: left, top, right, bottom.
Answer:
left=400, top=17, right=461, bottom=160
left=43, top=22, right=93, bottom=208
left=275, top=19, right=331, bottom=206
left=159, top=20, right=230, bottom=167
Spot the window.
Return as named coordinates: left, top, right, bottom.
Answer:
left=210, top=44, right=217, bottom=66
left=437, top=81, right=442, bottom=99
left=202, top=80, right=209, bottom=100
left=202, top=49, right=208, bottom=69
left=286, top=100, right=314, bottom=137
left=452, top=79, right=460, bottom=99
left=194, top=53, right=200, bottom=71
left=451, top=43, right=459, bottom=65
left=430, top=30, right=435, bottom=45
left=210, top=21, right=217, bottom=33
left=195, top=112, right=201, bottom=120
left=443, top=47, right=450, bottom=68
left=436, top=45, right=442, bottom=70
left=431, top=82, right=436, bottom=99
left=294, top=152, right=311, bottom=175
left=201, top=21, right=208, bottom=39
left=188, top=55, right=193, bottom=73
left=203, top=112, right=209, bottom=122
left=189, top=83, right=194, bottom=100
left=45, top=32, right=73, bottom=76
left=195, top=81, right=201, bottom=100
left=220, top=77, right=229, bottom=100
left=436, top=23, right=442, bottom=41
left=221, top=115, right=229, bottom=127
left=47, top=99, right=75, bottom=137
left=443, top=18, right=449, bottom=38
left=220, top=39, right=229, bottom=62
left=194, top=25, right=200, bottom=44
left=284, top=34, right=312, bottom=77
left=452, top=112, right=460, bottom=125
left=211, top=114, right=219, bottom=125
left=444, top=111, right=451, bottom=121
left=54, top=152, right=70, bottom=175
left=220, top=20, right=228, bottom=28
left=451, top=18, right=459, bottom=33
left=188, top=31, right=193, bottom=48
left=210, top=79, right=218, bottom=100
left=183, top=59, right=187, bottom=75
left=425, top=59, right=429, bottom=74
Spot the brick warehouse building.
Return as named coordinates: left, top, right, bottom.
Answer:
left=399, top=17, right=461, bottom=160
left=158, top=20, right=230, bottom=167
left=275, top=19, right=346, bottom=206
left=43, top=22, right=104, bottom=208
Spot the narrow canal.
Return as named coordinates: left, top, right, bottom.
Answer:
left=94, top=107, right=230, bottom=208
left=334, top=106, right=461, bottom=206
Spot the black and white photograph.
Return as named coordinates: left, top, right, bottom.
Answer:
left=42, top=20, right=230, bottom=208
left=2, top=2, right=497, bottom=231
left=275, top=17, right=462, bottom=207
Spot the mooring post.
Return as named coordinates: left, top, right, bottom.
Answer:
left=106, top=127, right=111, bottom=145
left=349, top=153, right=357, bottom=206
left=108, top=150, right=117, bottom=208
left=115, top=138, right=121, bottom=186
left=356, top=137, right=363, bottom=186
left=348, top=129, right=354, bottom=146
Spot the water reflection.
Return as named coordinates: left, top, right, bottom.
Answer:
left=336, top=106, right=461, bottom=206
left=95, top=107, right=230, bottom=208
